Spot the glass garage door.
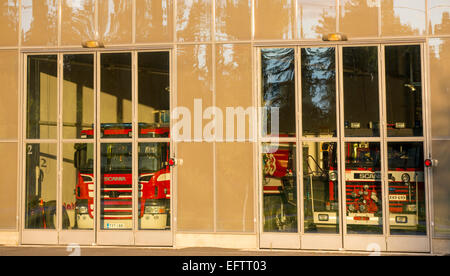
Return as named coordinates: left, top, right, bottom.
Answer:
left=259, top=44, right=430, bottom=252
left=22, top=51, right=173, bottom=246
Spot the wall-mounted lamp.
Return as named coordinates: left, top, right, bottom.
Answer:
left=322, top=33, right=348, bottom=42
left=82, top=40, right=104, bottom=48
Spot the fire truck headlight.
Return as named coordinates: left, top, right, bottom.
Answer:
left=77, top=206, right=88, bottom=214
left=401, top=173, right=410, bottom=183
left=318, top=214, right=329, bottom=221
left=329, top=172, right=338, bottom=182
left=395, top=216, right=408, bottom=224
left=144, top=206, right=165, bottom=214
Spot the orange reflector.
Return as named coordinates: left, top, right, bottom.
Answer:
left=82, top=40, right=104, bottom=48
left=322, top=33, right=348, bottom=41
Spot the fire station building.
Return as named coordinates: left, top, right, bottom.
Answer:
left=0, top=0, right=449, bottom=254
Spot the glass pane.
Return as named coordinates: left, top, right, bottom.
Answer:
left=388, top=142, right=426, bottom=235
left=27, top=55, right=58, bottom=140
left=261, top=48, right=296, bottom=137
left=100, top=143, right=132, bottom=230
left=100, top=53, right=132, bottom=138
left=63, top=143, right=94, bottom=230
left=138, top=143, right=171, bottom=230
left=262, top=142, right=297, bottom=232
left=301, top=47, right=337, bottom=137
left=385, top=45, right=423, bottom=137
left=345, top=142, right=383, bottom=234
left=25, top=143, right=57, bottom=229
left=303, top=142, right=339, bottom=234
left=138, top=52, right=170, bottom=138
left=343, top=46, right=380, bottom=137
left=63, top=54, right=95, bottom=139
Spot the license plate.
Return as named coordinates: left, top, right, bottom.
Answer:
left=106, top=223, right=125, bottom=229
left=389, top=195, right=407, bottom=201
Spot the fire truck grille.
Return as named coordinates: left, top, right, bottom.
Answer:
left=101, top=186, right=133, bottom=220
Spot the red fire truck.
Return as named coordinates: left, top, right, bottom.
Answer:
left=263, top=142, right=424, bottom=231
left=262, top=143, right=297, bottom=231
left=343, top=142, right=423, bottom=230
left=73, top=122, right=171, bottom=230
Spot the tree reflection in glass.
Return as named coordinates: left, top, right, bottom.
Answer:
left=301, top=47, right=336, bottom=137
left=261, top=48, right=296, bottom=137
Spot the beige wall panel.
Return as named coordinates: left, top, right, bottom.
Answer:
left=432, top=140, right=450, bottom=238
left=0, top=50, right=18, bottom=140
left=429, top=0, right=450, bottom=35
left=299, top=0, right=336, bottom=39
left=0, top=143, right=17, bottom=229
left=254, top=0, right=295, bottom=40
left=0, top=0, right=18, bottom=46
left=61, top=0, right=96, bottom=46
left=339, top=0, right=378, bottom=38
left=381, top=0, right=426, bottom=36
left=216, top=142, right=254, bottom=232
left=215, top=44, right=253, bottom=141
left=21, top=0, right=58, bottom=46
left=176, top=0, right=211, bottom=42
left=429, top=37, right=450, bottom=138
left=99, top=0, right=132, bottom=44
left=215, top=0, right=251, bottom=41
left=136, top=0, right=173, bottom=43
left=176, top=142, right=214, bottom=231
left=176, top=44, right=212, bottom=139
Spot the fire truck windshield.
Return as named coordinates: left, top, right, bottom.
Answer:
left=388, top=143, right=423, bottom=170
left=101, top=144, right=132, bottom=173
left=345, top=143, right=381, bottom=170
left=139, top=143, right=169, bottom=173
left=75, top=143, right=169, bottom=173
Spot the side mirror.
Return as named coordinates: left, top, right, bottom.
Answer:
left=74, top=151, right=80, bottom=169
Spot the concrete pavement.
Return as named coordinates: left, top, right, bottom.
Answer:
left=0, top=245, right=434, bottom=256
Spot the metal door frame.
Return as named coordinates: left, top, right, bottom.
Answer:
left=20, top=48, right=175, bottom=247
left=256, top=40, right=431, bottom=252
